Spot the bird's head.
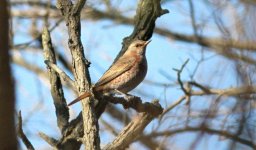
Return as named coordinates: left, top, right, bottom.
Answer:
left=127, top=39, right=151, bottom=55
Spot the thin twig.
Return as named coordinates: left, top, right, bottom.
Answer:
left=145, top=126, right=256, bottom=149
left=161, top=85, right=256, bottom=119
left=173, top=59, right=190, bottom=95
left=39, top=132, right=58, bottom=147
left=10, top=2, right=256, bottom=52
left=14, top=18, right=63, bottom=49
left=44, top=60, right=75, bottom=88
left=17, top=111, right=35, bottom=150
left=159, top=95, right=186, bottom=120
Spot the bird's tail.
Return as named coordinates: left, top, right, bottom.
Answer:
left=68, top=92, right=91, bottom=106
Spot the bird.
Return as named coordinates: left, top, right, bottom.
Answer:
left=68, top=39, right=151, bottom=106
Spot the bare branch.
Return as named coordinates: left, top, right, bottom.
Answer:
left=103, top=112, right=158, bottom=150
left=114, top=0, right=169, bottom=62
left=42, top=27, right=69, bottom=133
left=38, top=132, right=58, bottom=147
left=73, top=0, right=86, bottom=14
left=10, top=2, right=256, bottom=52
left=44, top=60, right=75, bottom=88
left=173, top=59, right=190, bottom=95
left=56, top=0, right=100, bottom=149
left=106, top=96, right=163, bottom=116
left=188, top=0, right=198, bottom=37
left=101, top=119, right=118, bottom=136
left=17, top=111, right=35, bottom=150
left=161, top=84, right=256, bottom=118
left=14, top=18, right=63, bottom=49
left=191, top=85, right=256, bottom=96
left=160, top=95, right=186, bottom=120
left=146, top=126, right=256, bottom=149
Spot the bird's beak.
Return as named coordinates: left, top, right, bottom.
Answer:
left=144, top=40, right=151, bottom=46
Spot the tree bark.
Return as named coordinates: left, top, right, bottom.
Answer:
left=56, top=0, right=101, bottom=149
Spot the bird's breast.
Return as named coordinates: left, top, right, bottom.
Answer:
left=96, top=55, right=148, bottom=93
left=116, top=56, right=147, bottom=93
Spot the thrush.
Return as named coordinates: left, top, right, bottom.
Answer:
left=68, top=39, right=151, bottom=106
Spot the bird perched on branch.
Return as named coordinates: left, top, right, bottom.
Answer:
left=68, top=39, right=151, bottom=106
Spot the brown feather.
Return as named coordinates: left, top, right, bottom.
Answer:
left=68, top=92, right=91, bottom=106
left=95, top=56, right=135, bottom=88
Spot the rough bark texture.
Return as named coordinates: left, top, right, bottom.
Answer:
left=103, top=112, right=156, bottom=150
left=0, top=1, right=17, bottom=149
left=42, top=27, right=69, bottom=134
left=56, top=0, right=101, bottom=150
left=57, top=0, right=167, bottom=149
left=114, top=0, right=168, bottom=62
left=37, top=0, right=167, bottom=149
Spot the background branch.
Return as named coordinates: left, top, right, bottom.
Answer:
left=17, top=111, right=35, bottom=150
left=146, top=126, right=256, bottom=149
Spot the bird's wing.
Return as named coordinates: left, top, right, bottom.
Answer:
left=95, top=56, right=136, bottom=87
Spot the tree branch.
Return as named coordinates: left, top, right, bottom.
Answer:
left=161, top=84, right=256, bottom=119
left=11, top=1, right=256, bottom=52
left=114, top=0, right=169, bottom=61
left=44, top=60, right=75, bottom=88
left=101, top=1, right=168, bottom=148
left=56, top=0, right=100, bottom=149
left=17, top=111, right=35, bottom=150
left=103, top=112, right=159, bottom=150
left=173, top=59, right=190, bottom=95
left=106, top=96, right=163, bottom=116
left=146, top=126, right=256, bottom=149
left=38, top=132, right=58, bottom=147
left=42, top=27, right=69, bottom=134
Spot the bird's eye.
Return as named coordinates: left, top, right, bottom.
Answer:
left=135, top=44, right=141, bottom=47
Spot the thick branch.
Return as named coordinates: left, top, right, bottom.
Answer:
left=114, top=0, right=169, bottom=61
left=56, top=0, right=100, bottom=149
left=42, top=27, right=69, bottom=133
left=103, top=112, right=158, bottom=150
left=106, top=96, right=163, bottom=116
